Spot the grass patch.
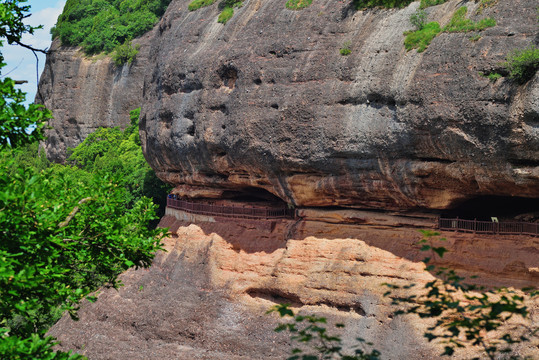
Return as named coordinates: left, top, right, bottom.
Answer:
left=286, top=0, right=313, bottom=10
left=404, top=22, right=441, bottom=52
left=218, top=7, right=234, bottom=23
left=51, top=0, right=172, bottom=55
left=420, top=0, right=447, bottom=9
left=503, top=45, right=539, bottom=84
left=340, top=41, right=352, bottom=56
left=469, top=34, right=481, bottom=42
left=443, top=6, right=496, bottom=33
left=353, top=0, right=414, bottom=10
left=188, top=0, right=217, bottom=11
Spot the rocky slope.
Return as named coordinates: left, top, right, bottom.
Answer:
left=40, top=0, right=539, bottom=210
left=48, top=214, right=539, bottom=359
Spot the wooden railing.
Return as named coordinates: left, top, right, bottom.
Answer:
left=167, top=197, right=295, bottom=220
left=438, top=217, right=538, bottom=236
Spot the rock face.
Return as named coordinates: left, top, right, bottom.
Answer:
left=38, top=35, right=151, bottom=162
left=136, top=0, right=539, bottom=210
left=39, top=0, right=539, bottom=209
left=48, top=215, right=539, bottom=359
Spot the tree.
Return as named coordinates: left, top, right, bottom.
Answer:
left=0, top=1, right=166, bottom=358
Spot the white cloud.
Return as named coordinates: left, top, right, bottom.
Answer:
left=2, top=0, right=66, bottom=104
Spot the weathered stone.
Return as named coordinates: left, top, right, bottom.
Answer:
left=38, top=35, right=151, bottom=162
left=136, top=0, right=539, bottom=210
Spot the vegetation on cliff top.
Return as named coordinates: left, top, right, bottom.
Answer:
left=51, top=0, right=172, bottom=55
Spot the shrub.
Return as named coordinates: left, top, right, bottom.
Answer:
left=112, top=40, right=141, bottom=66
left=404, top=21, right=441, bottom=53
left=285, top=0, right=313, bottom=10
left=480, top=71, right=502, bottom=81
left=188, top=0, right=216, bottom=11
left=443, top=6, right=496, bottom=33
left=503, top=45, right=539, bottom=84
left=340, top=41, right=352, bottom=56
left=410, top=9, right=427, bottom=30
left=419, top=0, right=447, bottom=9
left=51, top=0, right=172, bottom=55
left=218, top=7, right=234, bottom=24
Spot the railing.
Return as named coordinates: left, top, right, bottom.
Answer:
left=438, top=217, right=538, bottom=237
left=167, top=197, right=295, bottom=220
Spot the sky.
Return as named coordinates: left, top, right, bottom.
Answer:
left=2, top=0, right=66, bottom=105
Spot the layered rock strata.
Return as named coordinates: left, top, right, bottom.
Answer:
left=137, top=0, right=539, bottom=210
left=49, top=213, right=539, bottom=359
left=38, top=35, right=151, bottom=162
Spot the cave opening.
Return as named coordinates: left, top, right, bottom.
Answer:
left=221, top=187, right=287, bottom=207
left=442, top=196, right=539, bottom=222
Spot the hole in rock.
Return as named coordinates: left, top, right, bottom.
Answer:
left=247, top=288, right=303, bottom=307
left=221, top=186, right=285, bottom=205
left=271, top=103, right=279, bottom=109
left=218, top=64, right=238, bottom=89
left=254, top=78, right=262, bottom=85
left=442, top=196, right=539, bottom=222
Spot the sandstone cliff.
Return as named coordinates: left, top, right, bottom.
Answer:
left=40, top=0, right=539, bottom=211
left=137, top=0, right=539, bottom=211
left=48, top=215, right=539, bottom=359
left=38, top=35, right=151, bottom=162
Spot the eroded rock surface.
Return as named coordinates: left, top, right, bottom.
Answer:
left=38, top=35, right=151, bottom=162
left=137, top=0, right=539, bottom=210
left=39, top=0, right=539, bottom=209
left=49, top=214, right=539, bottom=359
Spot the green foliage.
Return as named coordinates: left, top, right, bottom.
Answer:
left=0, top=4, right=167, bottom=356
left=480, top=71, right=501, bottom=81
left=443, top=6, right=496, bottom=33
left=403, top=21, right=441, bottom=53
left=410, top=9, right=427, bottom=30
left=67, top=108, right=171, bottom=214
left=51, top=0, right=172, bottom=55
left=469, top=33, right=481, bottom=42
left=419, top=0, right=447, bottom=9
left=188, top=0, right=216, bottom=11
left=216, top=0, right=242, bottom=24
left=404, top=6, right=496, bottom=53
left=384, top=231, right=538, bottom=359
left=340, top=41, right=352, bottom=56
left=353, top=0, right=414, bottom=10
left=112, top=40, right=140, bottom=66
left=218, top=7, right=234, bottom=24
left=268, top=304, right=381, bottom=360
left=503, top=45, right=539, bottom=84
left=285, top=0, right=313, bottom=11
left=0, top=78, right=52, bottom=149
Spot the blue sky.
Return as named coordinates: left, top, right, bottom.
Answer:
left=2, top=0, right=66, bottom=104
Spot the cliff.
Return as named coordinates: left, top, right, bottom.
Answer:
left=38, top=35, right=151, bottom=162
left=48, top=215, right=539, bottom=359
left=138, top=0, right=539, bottom=211
left=39, top=0, right=539, bottom=211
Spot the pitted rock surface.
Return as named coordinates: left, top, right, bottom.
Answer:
left=39, top=0, right=539, bottom=208
left=138, top=0, right=539, bottom=210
